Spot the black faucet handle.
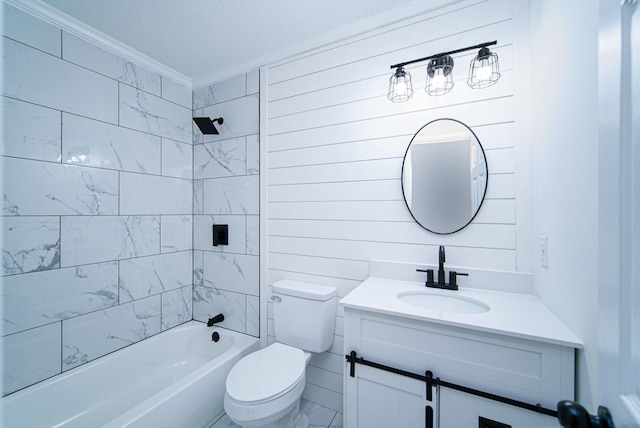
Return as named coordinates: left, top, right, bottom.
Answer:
left=439, top=245, right=445, bottom=263
left=448, top=271, right=468, bottom=287
left=416, top=268, right=435, bottom=285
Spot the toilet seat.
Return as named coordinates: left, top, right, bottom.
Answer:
left=226, top=343, right=306, bottom=404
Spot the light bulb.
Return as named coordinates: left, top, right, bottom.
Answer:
left=476, top=59, right=492, bottom=81
left=398, top=76, right=410, bottom=95
left=432, top=71, right=446, bottom=89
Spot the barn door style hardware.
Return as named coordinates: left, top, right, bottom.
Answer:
left=347, top=351, right=437, bottom=427
left=346, top=351, right=558, bottom=418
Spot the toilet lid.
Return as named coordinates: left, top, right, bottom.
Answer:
left=226, top=343, right=305, bottom=403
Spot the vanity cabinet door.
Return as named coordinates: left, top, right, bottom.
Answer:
left=353, top=311, right=574, bottom=408
left=439, top=388, right=558, bottom=428
left=344, top=364, right=437, bottom=428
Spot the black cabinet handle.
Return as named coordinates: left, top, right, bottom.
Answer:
left=425, top=405, right=433, bottom=428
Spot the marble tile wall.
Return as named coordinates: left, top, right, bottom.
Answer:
left=1, top=5, right=193, bottom=396
left=192, top=70, right=260, bottom=338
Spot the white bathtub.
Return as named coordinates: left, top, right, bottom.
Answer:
left=1, top=321, right=259, bottom=428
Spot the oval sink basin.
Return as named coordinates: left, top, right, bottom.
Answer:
left=397, top=291, right=490, bottom=314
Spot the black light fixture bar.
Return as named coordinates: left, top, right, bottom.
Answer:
left=390, top=40, right=497, bottom=69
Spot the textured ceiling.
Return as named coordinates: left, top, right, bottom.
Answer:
left=38, top=0, right=440, bottom=85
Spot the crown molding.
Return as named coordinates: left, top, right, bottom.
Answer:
left=4, top=0, right=192, bottom=88
left=5, top=0, right=465, bottom=90
left=191, top=0, right=465, bottom=89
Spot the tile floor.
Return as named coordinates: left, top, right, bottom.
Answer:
left=210, top=399, right=343, bottom=428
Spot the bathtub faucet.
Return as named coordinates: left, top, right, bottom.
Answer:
left=207, top=314, right=224, bottom=327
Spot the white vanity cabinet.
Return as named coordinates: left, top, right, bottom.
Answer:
left=343, top=308, right=575, bottom=428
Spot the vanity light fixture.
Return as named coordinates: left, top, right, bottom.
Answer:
left=467, top=46, right=501, bottom=88
left=193, top=117, right=224, bottom=135
left=426, top=55, right=454, bottom=96
left=387, top=40, right=500, bottom=102
left=387, top=66, right=413, bottom=103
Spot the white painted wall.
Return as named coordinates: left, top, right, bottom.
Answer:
left=529, top=0, right=600, bottom=409
left=266, top=0, right=532, bottom=412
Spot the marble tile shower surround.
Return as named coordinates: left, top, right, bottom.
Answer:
left=2, top=217, right=60, bottom=275
left=2, top=6, right=262, bottom=396
left=192, top=70, right=260, bottom=340
left=1, top=5, right=202, bottom=396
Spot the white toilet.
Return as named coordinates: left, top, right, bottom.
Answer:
left=224, top=280, right=337, bottom=428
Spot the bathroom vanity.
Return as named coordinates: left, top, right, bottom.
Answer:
left=341, top=274, right=582, bottom=428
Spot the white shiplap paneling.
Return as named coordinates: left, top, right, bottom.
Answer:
left=268, top=236, right=517, bottom=271
left=266, top=0, right=527, bottom=413
left=269, top=219, right=516, bottom=250
left=268, top=96, right=514, bottom=153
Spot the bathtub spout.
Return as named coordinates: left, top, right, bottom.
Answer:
left=207, top=314, right=224, bottom=326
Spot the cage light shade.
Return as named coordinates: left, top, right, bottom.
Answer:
left=468, top=47, right=501, bottom=88
left=426, top=55, right=454, bottom=96
left=387, top=66, right=413, bottom=103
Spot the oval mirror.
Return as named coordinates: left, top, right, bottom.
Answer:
left=401, top=118, right=488, bottom=234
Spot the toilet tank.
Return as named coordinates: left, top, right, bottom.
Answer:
left=272, top=280, right=337, bottom=353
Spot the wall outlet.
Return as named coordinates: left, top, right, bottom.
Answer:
left=540, top=235, right=548, bottom=269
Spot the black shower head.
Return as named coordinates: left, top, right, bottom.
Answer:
left=193, top=117, right=224, bottom=135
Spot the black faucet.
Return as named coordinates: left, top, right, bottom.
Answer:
left=438, top=245, right=446, bottom=285
left=207, top=314, right=224, bottom=326
left=416, top=245, right=468, bottom=290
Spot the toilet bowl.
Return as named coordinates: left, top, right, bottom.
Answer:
left=223, top=280, right=337, bottom=428
left=224, top=343, right=312, bottom=428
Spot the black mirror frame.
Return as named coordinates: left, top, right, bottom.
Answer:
left=401, top=118, right=489, bottom=235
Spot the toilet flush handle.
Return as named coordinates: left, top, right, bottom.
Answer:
left=271, top=296, right=281, bottom=303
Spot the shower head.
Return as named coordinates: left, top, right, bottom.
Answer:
left=193, top=117, right=224, bottom=135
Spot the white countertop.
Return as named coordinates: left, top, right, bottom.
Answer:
left=340, top=277, right=583, bottom=349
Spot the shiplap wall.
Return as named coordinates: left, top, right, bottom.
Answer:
left=266, top=0, right=529, bottom=412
